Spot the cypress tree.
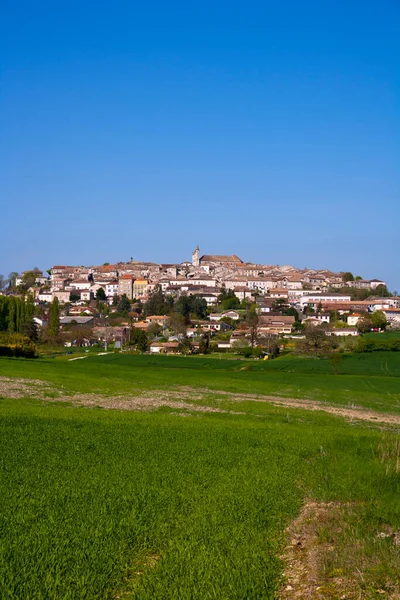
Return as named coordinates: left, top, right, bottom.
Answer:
left=49, top=297, right=60, bottom=339
left=8, top=298, right=16, bottom=333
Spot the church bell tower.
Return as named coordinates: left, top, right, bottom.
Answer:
left=192, top=245, right=200, bottom=267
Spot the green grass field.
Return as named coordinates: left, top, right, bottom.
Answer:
left=1, top=351, right=400, bottom=413
left=0, top=352, right=400, bottom=598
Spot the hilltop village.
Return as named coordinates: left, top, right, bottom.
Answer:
left=2, top=247, right=399, bottom=354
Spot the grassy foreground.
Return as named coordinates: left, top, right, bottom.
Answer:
left=0, top=353, right=400, bottom=599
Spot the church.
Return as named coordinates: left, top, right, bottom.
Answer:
left=192, top=246, right=244, bottom=268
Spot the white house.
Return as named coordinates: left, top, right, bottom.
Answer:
left=347, top=313, right=362, bottom=326
left=326, top=328, right=359, bottom=337
left=370, top=279, right=386, bottom=289
left=233, top=286, right=253, bottom=301
left=105, top=281, right=119, bottom=297
left=187, top=276, right=216, bottom=287
left=221, top=310, right=240, bottom=320
left=53, top=290, right=71, bottom=303
left=38, top=290, right=53, bottom=303
left=299, top=293, right=351, bottom=308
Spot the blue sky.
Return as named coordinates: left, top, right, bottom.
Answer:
left=1, top=1, right=399, bottom=288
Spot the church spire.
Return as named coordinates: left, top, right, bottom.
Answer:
left=192, top=245, right=200, bottom=267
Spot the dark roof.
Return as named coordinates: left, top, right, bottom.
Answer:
left=200, top=254, right=243, bottom=264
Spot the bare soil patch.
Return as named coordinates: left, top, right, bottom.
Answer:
left=0, top=377, right=241, bottom=415
left=191, top=388, right=400, bottom=427
left=280, top=501, right=400, bottom=599
left=1, top=377, right=400, bottom=425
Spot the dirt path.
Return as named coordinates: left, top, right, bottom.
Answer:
left=0, top=376, right=400, bottom=426
left=280, top=500, right=400, bottom=599
left=225, top=392, right=400, bottom=426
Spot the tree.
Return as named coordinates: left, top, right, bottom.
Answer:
left=199, top=332, right=210, bottom=354
left=284, top=306, right=300, bottom=321
left=0, top=274, right=7, bottom=291
left=328, top=351, right=343, bottom=375
left=117, top=294, right=131, bottom=314
left=8, top=272, right=18, bottom=289
left=371, top=310, right=388, bottom=331
left=296, top=325, right=335, bottom=358
left=272, top=298, right=288, bottom=312
left=231, top=339, right=252, bottom=357
left=246, top=307, right=260, bottom=348
left=20, top=270, right=38, bottom=290
left=342, top=272, right=354, bottom=282
left=219, top=316, right=236, bottom=329
left=357, top=312, right=373, bottom=334
left=259, top=332, right=279, bottom=356
left=48, top=297, right=60, bottom=339
left=64, top=325, right=93, bottom=347
left=96, top=287, right=107, bottom=301
left=375, top=285, right=391, bottom=298
left=144, top=286, right=173, bottom=316
left=174, top=296, right=191, bottom=322
left=178, top=338, right=193, bottom=355
left=218, top=287, right=240, bottom=310
left=129, top=327, right=148, bottom=352
left=22, top=294, right=36, bottom=340
left=190, top=297, right=208, bottom=319
left=147, top=322, right=162, bottom=337
left=166, top=312, right=187, bottom=336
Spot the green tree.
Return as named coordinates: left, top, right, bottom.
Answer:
left=284, top=306, right=300, bottom=321
left=218, top=287, right=240, bottom=310
left=296, top=325, right=335, bottom=358
left=375, top=285, right=391, bottom=297
left=174, top=296, right=191, bottom=322
left=8, top=272, right=18, bottom=289
left=117, top=294, right=131, bottom=314
left=199, top=332, right=211, bottom=354
left=342, top=272, right=354, bottom=282
left=272, top=298, right=288, bottom=312
left=219, top=316, right=236, bottom=329
left=96, top=287, right=107, bottom=301
left=190, top=297, right=208, bottom=319
left=20, top=270, right=38, bottom=290
left=357, top=313, right=373, bottom=333
left=370, top=310, right=388, bottom=331
left=167, top=312, right=187, bottom=336
left=178, top=338, right=193, bottom=355
left=147, top=322, right=162, bottom=337
left=129, top=327, right=148, bottom=352
left=144, top=286, right=173, bottom=316
left=48, top=297, right=60, bottom=339
left=246, top=307, right=260, bottom=347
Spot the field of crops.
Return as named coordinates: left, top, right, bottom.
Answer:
left=1, top=350, right=400, bottom=412
left=1, top=352, right=400, bottom=598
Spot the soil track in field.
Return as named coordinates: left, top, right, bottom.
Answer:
left=1, top=376, right=400, bottom=426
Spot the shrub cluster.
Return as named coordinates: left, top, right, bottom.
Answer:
left=355, top=337, right=400, bottom=353
left=0, top=332, right=37, bottom=358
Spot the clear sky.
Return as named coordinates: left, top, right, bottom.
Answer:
left=1, top=1, right=399, bottom=289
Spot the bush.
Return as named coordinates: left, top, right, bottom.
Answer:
left=0, top=333, right=37, bottom=358
left=355, top=337, right=400, bottom=353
